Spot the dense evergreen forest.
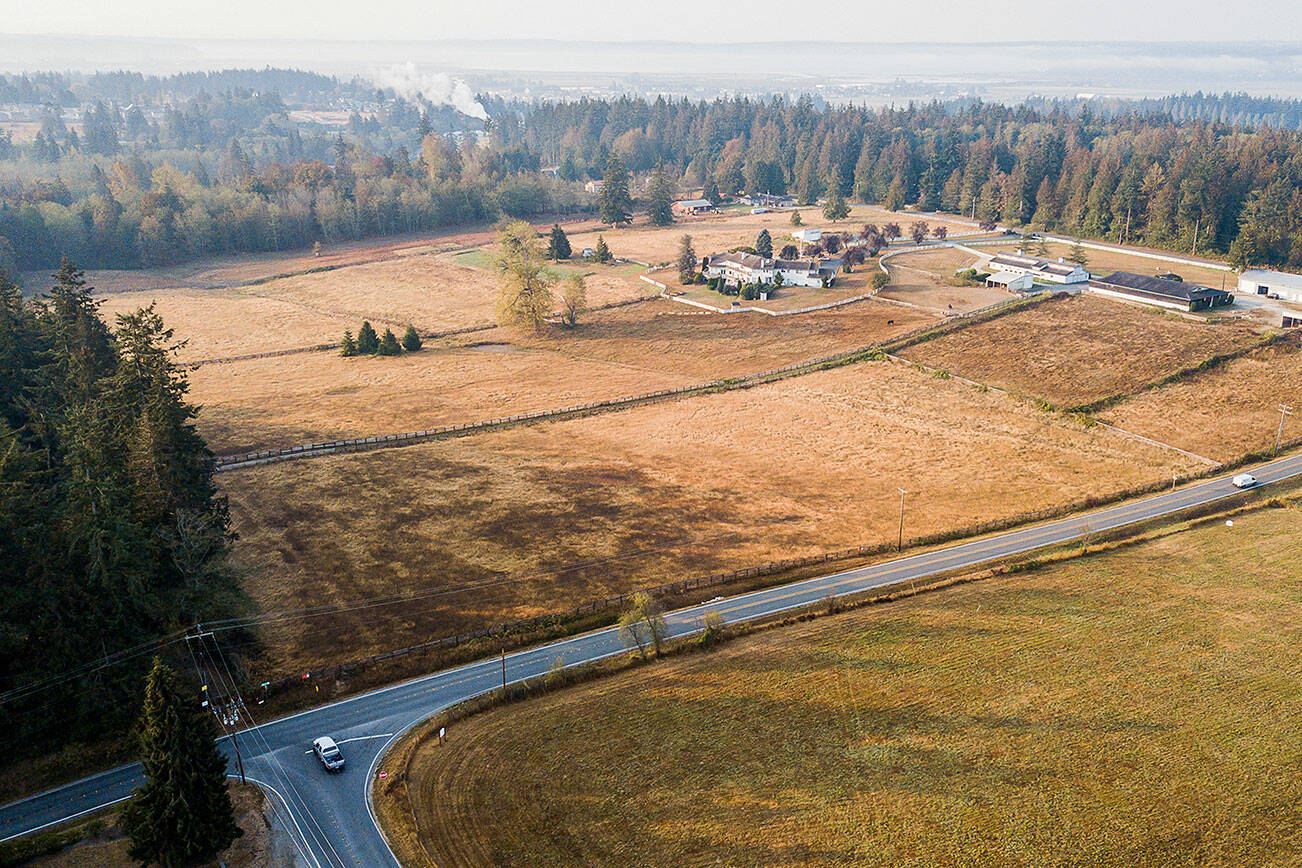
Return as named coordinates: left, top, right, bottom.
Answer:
left=5, top=72, right=1302, bottom=273
left=0, top=262, right=242, bottom=754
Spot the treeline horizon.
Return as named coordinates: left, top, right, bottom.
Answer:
left=5, top=84, right=1302, bottom=273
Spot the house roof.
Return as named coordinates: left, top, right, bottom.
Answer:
left=1094, top=271, right=1228, bottom=301
left=708, top=252, right=771, bottom=270
left=988, top=252, right=1084, bottom=278
left=707, top=253, right=827, bottom=274
left=985, top=271, right=1030, bottom=286
left=1241, top=268, right=1302, bottom=291
left=673, top=198, right=714, bottom=209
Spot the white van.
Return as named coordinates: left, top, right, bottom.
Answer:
left=1232, top=473, right=1257, bottom=489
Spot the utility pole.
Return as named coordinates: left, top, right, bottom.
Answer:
left=1276, top=404, right=1294, bottom=455
left=897, top=488, right=908, bottom=552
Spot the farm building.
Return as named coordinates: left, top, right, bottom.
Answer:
left=1238, top=268, right=1302, bottom=304
left=672, top=198, right=715, bottom=216
left=583, top=180, right=604, bottom=194
left=703, top=252, right=835, bottom=288
left=748, top=193, right=796, bottom=209
left=1090, top=271, right=1233, bottom=312
left=987, top=253, right=1090, bottom=284
left=984, top=271, right=1037, bottom=293
left=792, top=227, right=823, bottom=245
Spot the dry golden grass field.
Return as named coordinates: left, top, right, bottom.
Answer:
left=1098, top=332, right=1302, bottom=463
left=899, top=293, right=1265, bottom=408
left=221, top=360, right=1199, bottom=675
left=94, top=252, right=653, bottom=362
left=391, top=505, right=1302, bottom=868
left=77, top=206, right=956, bottom=363
left=190, top=299, right=934, bottom=454
left=879, top=245, right=1018, bottom=312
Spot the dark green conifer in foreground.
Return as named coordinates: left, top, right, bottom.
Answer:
left=121, top=659, right=241, bottom=867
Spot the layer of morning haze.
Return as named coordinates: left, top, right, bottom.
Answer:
left=8, top=0, right=1302, bottom=43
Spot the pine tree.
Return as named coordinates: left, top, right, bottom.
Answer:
left=790, top=209, right=803, bottom=227
left=593, top=235, right=612, bottom=263
left=377, top=328, right=403, bottom=356
left=598, top=154, right=632, bottom=226
left=121, top=659, right=241, bottom=867
left=823, top=181, right=850, bottom=223
left=755, top=229, right=773, bottom=258
left=677, top=234, right=697, bottom=280
left=357, top=321, right=379, bottom=354
left=647, top=166, right=674, bottom=226
left=703, top=177, right=722, bottom=205
left=340, top=330, right=357, bottom=357
left=1068, top=240, right=1089, bottom=267
left=401, top=325, right=423, bottom=352
left=547, top=224, right=572, bottom=260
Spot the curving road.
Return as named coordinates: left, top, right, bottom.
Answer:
left=3, top=453, right=1301, bottom=866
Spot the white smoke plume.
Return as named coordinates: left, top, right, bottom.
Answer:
left=375, top=63, right=488, bottom=121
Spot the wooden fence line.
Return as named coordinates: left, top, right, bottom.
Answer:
left=215, top=293, right=1052, bottom=472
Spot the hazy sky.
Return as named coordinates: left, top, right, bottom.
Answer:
left=7, top=0, right=1302, bottom=43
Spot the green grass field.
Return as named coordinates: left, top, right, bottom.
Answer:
left=392, top=504, right=1302, bottom=867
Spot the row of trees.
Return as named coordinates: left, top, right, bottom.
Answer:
left=13, top=90, right=1302, bottom=275
left=0, top=261, right=241, bottom=755
left=341, top=321, right=423, bottom=356
left=504, top=96, right=1302, bottom=268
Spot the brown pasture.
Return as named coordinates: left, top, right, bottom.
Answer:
left=1098, top=333, right=1302, bottom=463
left=221, top=359, right=1200, bottom=676
left=190, top=299, right=934, bottom=454
left=899, top=293, right=1265, bottom=408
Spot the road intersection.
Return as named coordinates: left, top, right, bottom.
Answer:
left=3, top=453, right=1301, bottom=866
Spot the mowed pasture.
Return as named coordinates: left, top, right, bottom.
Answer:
left=221, top=360, right=1200, bottom=675
left=190, top=299, right=934, bottom=454
left=1098, top=332, right=1302, bottom=463
left=391, top=506, right=1302, bottom=868
left=899, top=293, right=1265, bottom=408
left=879, top=244, right=1019, bottom=312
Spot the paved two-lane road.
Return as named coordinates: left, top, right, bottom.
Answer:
left=4, top=453, right=1301, bottom=866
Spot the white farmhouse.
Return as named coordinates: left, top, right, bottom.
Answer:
left=703, top=252, right=832, bottom=288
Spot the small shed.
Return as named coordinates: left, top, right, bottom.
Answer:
left=984, top=271, right=1036, bottom=292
